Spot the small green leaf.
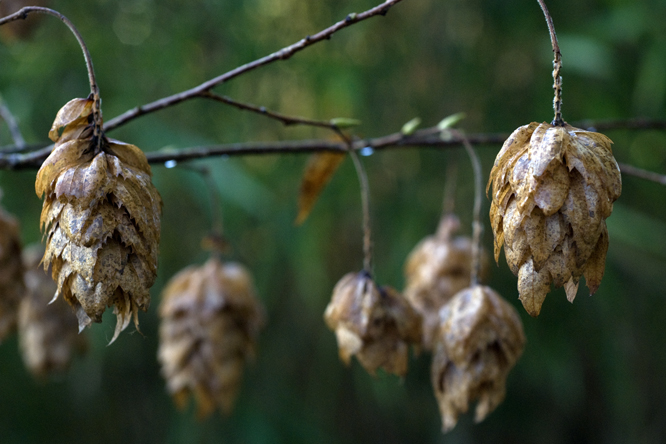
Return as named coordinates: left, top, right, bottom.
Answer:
left=330, top=118, right=361, bottom=128
left=401, top=117, right=421, bottom=135
left=437, top=112, right=466, bottom=131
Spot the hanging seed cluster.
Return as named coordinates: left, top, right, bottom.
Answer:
left=404, top=215, right=487, bottom=350
left=18, top=245, right=87, bottom=378
left=431, top=285, right=525, bottom=433
left=324, top=271, right=422, bottom=377
left=36, top=98, right=162, bottom=343
left=0, top=204, right=24, bottom=343
left=158, top=257, right=264, bottom=418
left=488, top=122, right=621, bottom=316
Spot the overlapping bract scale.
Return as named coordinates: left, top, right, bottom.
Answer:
left=18, top=245, right=87, bottom=377
left=488, top=122, right=621, bottom=316
left=36, top=97, right=161, bottom=343
left=431, top=285, right=525, bottom=433
left=158, top=257, right=265, bottom=418
left=404, top=215, right=487, bottom=350
left=0, top=204, right=24, bottom=343
left=324, top=271, right=422, bottom=377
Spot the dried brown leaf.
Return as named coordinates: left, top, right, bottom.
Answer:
left=295, top=152, right=345, bottom=225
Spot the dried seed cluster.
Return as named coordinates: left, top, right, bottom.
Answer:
left=36, top=98, right=162, bottom=343
left=18, top=245, right=87, bottom=377
left=404, top=215, right=487, bottom=350
left=158, top=257, right=264, bottom=418
left=324, top=271, right=421, bottom=377
left=0, top=203, right=24, bottom=343
left=431, top=285, right=525, bottom=433
left=488, top=122, right=621, bottom=316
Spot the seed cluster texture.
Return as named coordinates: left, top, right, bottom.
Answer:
left=158, top=257, right=264, bottom=418
left=488, top=122, right=621, bottom=316
left=431, top=285, right=525, bottom=433
left=18, top=245, right=87, bottom=377
left=404, top=215, right=486, bottom=350
left=36, top=98, right=162, bottom=343
left=0, top=204, right=24, bottom=343
left=324, top=272, right=422, bottom=377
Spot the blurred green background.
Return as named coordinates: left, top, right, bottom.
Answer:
left=1, top=0, right=666, bottom=442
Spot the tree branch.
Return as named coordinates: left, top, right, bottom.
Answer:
left=2, top=119, right=666, bottom=190
left=102, top=0, right=404, bottom=132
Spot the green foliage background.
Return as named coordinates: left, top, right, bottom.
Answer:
left=1, top=0, right=666, bottom=442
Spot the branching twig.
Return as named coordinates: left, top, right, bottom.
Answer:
left=537, top=0, right=563, bottom=126
left=0, top=98, right=25, bottom=149
left=103, top=0, right=404, bottom=132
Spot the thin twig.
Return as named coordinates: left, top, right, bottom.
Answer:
left=537, top=0, right=563, bottom=126
left=349, top=150, right=373, bottom=277
left=618, top=162, right=666, bottom=186
left=0, top=7, right=102, bottom=143
left=575, top=118, right=666, bottom=132
left=103, top=0, right=404, bottom=132
left=200, top=92, right=340, bottom=131
left=0, top=98, right=25, bottom=149
left=452, top=130, right=483, bottom=286
left=0, top=7, right=99, bottom=100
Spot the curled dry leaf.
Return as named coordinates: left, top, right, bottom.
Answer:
left=158, top=257, right=265, bottom=418
left=404, top=214, right=488, bottom=350
left=324, top=271, right=421, bottom=377
left=18, top=245, right=87, bottom=378
left=295, top=152, right=345, bottom=225
left=36, top=97, right=162, bottom=343
left=0, top=203, right=24, bottom=343
left=432, top=285, right=525, bottom=433
left=487, top=122, right=621, bottom=316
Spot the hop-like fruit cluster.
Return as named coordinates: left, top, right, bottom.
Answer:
left=158, top=257, right=264, bottom=418
left=18, top=245, right=87, bottom=378
left=324, top=271, right=421, bottom=377
left=431, top=285, right=525, bottom=433
left=36, top=97, right=161, bottom=342
left=404, top=215, right=487, bottom=350
left=0, top=203, right=24, bottom=343
left=488, top=122, right=621, bottom=316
